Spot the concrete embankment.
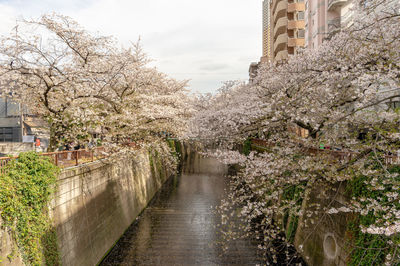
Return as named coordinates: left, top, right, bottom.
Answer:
left=52, top=148, right=179, bottom=265
left=293, top=182, right=350, bottom=266
left=0, top=145, right=182, bottom=266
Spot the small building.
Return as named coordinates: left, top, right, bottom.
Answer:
left=0, top=97, right=49, bottom=155
left=0, top=97, right=25, bottom=142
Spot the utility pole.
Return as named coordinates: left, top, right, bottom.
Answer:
left=15, top=20, right=23, bottom=142
left=19, top=102, right=23, bottom=142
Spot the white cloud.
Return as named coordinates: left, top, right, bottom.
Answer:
left=0, top=0, right=262, bottom=93
left=0, top=4, right=19, bottom=35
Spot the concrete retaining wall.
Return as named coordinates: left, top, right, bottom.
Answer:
left=0, top=143, right=35, bottom=156
left=293, top=182, right=351, bottom=266
left=52, top=149, right=174, bottom=265
left=0, top=220, right=24, bottom=265
left=0, top=144, right=181, bottom=266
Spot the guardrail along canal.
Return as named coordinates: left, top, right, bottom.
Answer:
left=100, top=153, right=264, bottom=265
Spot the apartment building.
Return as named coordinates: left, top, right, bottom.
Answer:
left=305, top=0, right=353, bottom=49
left=261, top=0, right=273, bottom=62
left=261, top=0, right=306, bottom=62
left=306, top=0, right=398, bottom=49
left=260, top=0, right=356, bottom=61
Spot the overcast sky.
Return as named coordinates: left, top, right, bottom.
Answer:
left=0, top=0, right=261, bottom=93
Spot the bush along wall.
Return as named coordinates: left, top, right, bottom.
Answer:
left=345, top=165, right=400, bottom=266
left=0, top=152, right=60, bottom=265
left=166, top=138, right=184, bottom=172
left=281, top=183, right=306, bottom=244
left=167, top=138, right=182, bottom=160
left=242, top=138, right=252, bottom=156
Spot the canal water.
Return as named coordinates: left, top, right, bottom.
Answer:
left=100, top=153, right=265, bottom=265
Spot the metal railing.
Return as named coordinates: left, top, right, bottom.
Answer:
left=42, top=148, right=106, bottom=168
left=251, top=139, right=399, bottom=165
left=0, top=141, right=142, bottom=174
left=0, top=147, right=107, bottom=174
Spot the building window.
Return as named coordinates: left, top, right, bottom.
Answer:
left=298, top=29, right=305, bottom=38
left=297, top=11, right=305, bottom=20
left=0, top=127, right=20, bottom=142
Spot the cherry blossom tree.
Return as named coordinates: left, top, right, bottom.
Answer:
left=0, top=14, right=192, bottom=151
left=192, top=0, right=400, bottom=264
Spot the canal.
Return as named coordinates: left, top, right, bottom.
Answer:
left=100, top=153, right=265, bottom=265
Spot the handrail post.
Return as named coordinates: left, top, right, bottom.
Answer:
left=75, top=150, right=78, bottom=166
left=55, top=154, right=58, bottom=166
left=91, top=150, right=94, bottom=162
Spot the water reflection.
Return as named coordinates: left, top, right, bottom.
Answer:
left=100, top=153, right=264, bottom=265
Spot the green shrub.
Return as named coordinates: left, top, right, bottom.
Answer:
left=282, top=183, right=306, bottom=243
left=346, top=166, right=400, bottom=266
left=242, top=138, right=252, bottom=156
left=0, top=152, right=60, bottom=265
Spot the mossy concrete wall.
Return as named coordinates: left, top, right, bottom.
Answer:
left=293, top=182, right=351, bottom=266
left=51, top=148, right=175, bottom=266
left=0, top=219, right=24, bottom=265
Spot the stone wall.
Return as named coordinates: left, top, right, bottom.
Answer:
left=52, top=148, right=175, bottom=265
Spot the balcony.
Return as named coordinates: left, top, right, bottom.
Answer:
left=273, top=1, right=288, bottom=24
left=274, top=33, right=288, bottom=53
left=287, top=2, right=305, bottom=13
left=328, top=0, right=347, bottom=11
left=274, top=17, right=288, bottom=39
left=273, top=0, right=287, bottom=15
left=288, top=20, right=305, bottom=30
left=288, top=37, right=305, bottom=47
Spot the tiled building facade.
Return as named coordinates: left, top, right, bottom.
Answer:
left=260, top=0, right=354, bottom=62
left=261, top=0, right=273, bottom=62
left=261, top=0, right=306, bottom=62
